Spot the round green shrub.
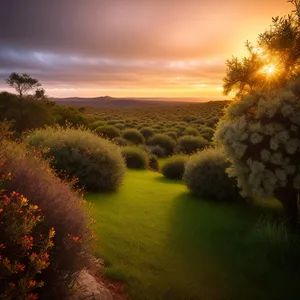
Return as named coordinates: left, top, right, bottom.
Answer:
left=95, top=125, right=120, bottom=139
left=161, top=155, right=187, bottom=180
left=184, top=148, right=241, bottom=201
left=183, top=127, right=199, bottom=136
left=122, top=129, right=145, bottom=145
left=175, top=136, right=208, bottom=155
left=140, top=127, right=155, bottom=139
left=148, top=154, right=159, bottom=171
left=90, top=120, right=106, bottom=129
left=113, top=137, right=131, bottom=146
left=148, top=145, right=166, bottom=158
left=165, top=131, right=178, bottom=140
left=148, top=134, right=176, bottom=156
left=0, top=141, right=91, bottom=299
left=26, top=127, right=126, bottom=192
left=199, top=126, right=215, bottom=141
left=121, top=146, right=149, bottom=169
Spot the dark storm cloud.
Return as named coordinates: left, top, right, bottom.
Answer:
left=0, top=0, right=292, bottom=96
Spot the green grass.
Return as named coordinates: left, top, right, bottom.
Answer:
left=87, top=170, right=300, bottom=300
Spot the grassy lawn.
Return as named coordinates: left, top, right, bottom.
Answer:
left=87, top=170, right=300, bottom=300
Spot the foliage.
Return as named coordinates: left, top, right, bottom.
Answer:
left=148, top=134, right=176, bottom=156
left=175, top=136, right=208, bottom=155
left=183, top=127, right=199, bottom=136
left=148, top=154, right=159, bottom=171
left=113, top=137, right=131, bottom=146
left=6, top=73, right=41, bottom=97
left=140, top=127, right=155, bottom=139
left=0, top=141, right=92, bottom=299
left=95, top=125, right=121, bottom=139
left=184, top=148, right=241, bottom=202
left=215, top=83, right=300, bottom=224
left=0, top=92, right=55, bottom=134
left=161, top=155, right=187, bottom=180
left=121, top=146, right=149, bottom=169
left=147, top=145, right=166, bottom=158
left=223, top=1, right=300, bottom=97
left=0, top=174, right=55, bottom=300
left=122, top=129, right=145, bottom=145
left=26, top=127, right=126, bottom=192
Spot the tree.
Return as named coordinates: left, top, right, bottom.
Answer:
left=223, top=0, right=300, bottom=98
left=6, top=73, right=41, bottom=97
left=215, top=1, right=300, bottom=228
left=35, top=87, right=46, bottom=99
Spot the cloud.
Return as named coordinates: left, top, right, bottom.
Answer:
left=0, top=0, right=292, bottom=97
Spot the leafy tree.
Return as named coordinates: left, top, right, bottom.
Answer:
left=223, top=0, right=300, bottom=98
left=6, top=73, right=41, bottom=97
left=34, top=87, right=46, bottom=99
left=215, top=1, right=300, bottom=228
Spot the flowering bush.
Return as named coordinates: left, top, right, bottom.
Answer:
left=0, top=173, right=55, bottom=300
left=215, top=82, right=300, bottom=225
left=0, top=141, right=93, bottom=299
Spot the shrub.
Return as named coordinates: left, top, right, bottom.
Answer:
left=175, top=136, right=208, bottom=155
left=147, top=145, right=166, bottom=158
left=90, top=120, right=106, bottom=129
left=184, top=148, right=241, bottom=201
left=199, top=126, right=215, bottom=141
left=161, top=155, right=188, bottom=180
left=214, top=83, right=300, bottom=226
left=140, top=127, right=155, bottom=139
left=121, top=146, right=149, bottom=169
left=148, top=154, right=159, bottom=171
left=183, top=127, right=199, bottom=136
left=95, top=125, right=120, bottom=139
left=26, top=127, right=126, bottom=192
left=0, top=141, right=92, bottom=299
left=113, top=137, right=131, bottom=146
left=165, top=131, right=178, bottom=140
left=148, top=134, right=176, bottom=156
left=122, top=129, right=145, bottom=145
left=0, top=174, right=55, bottom=300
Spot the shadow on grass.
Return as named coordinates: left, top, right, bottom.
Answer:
left=166, top=192, right=300, bottom=300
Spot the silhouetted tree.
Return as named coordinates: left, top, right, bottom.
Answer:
left=6, top=73, right=41, bottom=97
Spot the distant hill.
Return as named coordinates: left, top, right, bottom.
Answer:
left=52, top=96, right=221, bottom=109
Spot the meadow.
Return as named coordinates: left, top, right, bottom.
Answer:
left=88, top=170, right=300, bottom=300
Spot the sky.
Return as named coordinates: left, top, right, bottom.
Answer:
left=0, top=0, right=293, bottom=99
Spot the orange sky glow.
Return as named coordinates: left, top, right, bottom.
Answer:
left=0, top=0, right=293, bottom=99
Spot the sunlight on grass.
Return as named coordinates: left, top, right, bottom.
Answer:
left=87, top=170, right=300, bottom=300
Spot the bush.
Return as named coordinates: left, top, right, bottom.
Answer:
left=95, top=125, right=120, bottom=139
left=148, top=145, right=166, bottom=158
left=90, top=120, right=106, bottom=129
left=183, top=127, right=199, bottom=136
left=140, top=127, right=155, bottom=139
left=199, top=126, right=215, bottom=141
left=0, top=174, right=55, bottom=300
left=161, top=155, right=187, bottom=179
left=165, top=131, right=178, bottom=140
left=148, top=134, right=176, bottom=156
left=175, top=136, right=208, bottom=155
left=26, top=127, right=126, bottom=192
left=214, top=83, right=300, bottom=226
left=0, top=141, right=92, bottom=299
left=184, top=148, right=241, bottom=201
left=148, top=154, right=159, bottom=171
left=121, top=146, right=149, bottom=169
left=113, top=137, right=131, bottom=146
left=122, top=129, right=145, bottom=145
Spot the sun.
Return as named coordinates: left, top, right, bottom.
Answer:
left=261, top=64, right=276, bottom=77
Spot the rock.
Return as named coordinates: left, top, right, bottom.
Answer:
left=70, top=270, right=114, bottom=300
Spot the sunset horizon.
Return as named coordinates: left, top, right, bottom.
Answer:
left=0, top=0, right=293, bottom=99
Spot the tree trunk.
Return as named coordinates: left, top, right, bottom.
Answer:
left=275, top=188, right=299, bottom=230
